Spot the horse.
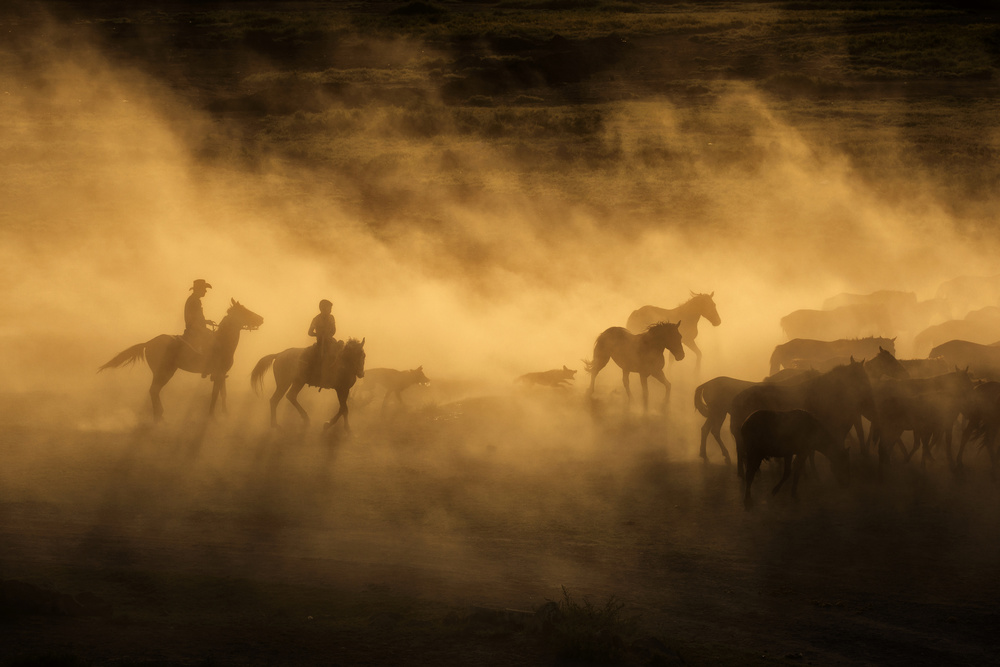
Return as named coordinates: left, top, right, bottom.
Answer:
left=584, top=321, right=684, bottom=413
left=779, top=346, right=908, bottom=380
left=822, top=290, right=917, bottom=313
left=957, top=381, right=1000, bottom=477
left=251, top=337, right=366, bottom=430
left=99, top=299, right=264, bottom=422
left=913, top=309, right=1000, bottom=356
left=730, top=359, right=874, bottom=477
left=626, top=292, right=719, bottom=369
left=929, top=340, right=1000, bottom=381
left=741, top=409, right=850, bottom=510
left=769, top=337, right=895, bottom=376
left=780, top=304, right=895, bottom=342
left=870, top=368, right=976, bottom=469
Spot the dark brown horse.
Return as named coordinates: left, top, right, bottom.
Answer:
left=741, top=409, right=850, bottom=510
left=730, top=359, right=873, bottom=477
left=626, top=292, right=719, bottom=369
left=251, top=338, right=366, bottom=430
left=585, top=321, right=684, bottom=413
left=99, top=299, right=264, bottom=421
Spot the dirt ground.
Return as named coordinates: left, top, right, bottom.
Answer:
left=2, top=384, right=999, bottom=667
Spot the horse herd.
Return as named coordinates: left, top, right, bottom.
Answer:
left=98, top=285, right=1000, bottom=510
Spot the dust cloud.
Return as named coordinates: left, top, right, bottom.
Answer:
left=2, top=11, right=1000, bottom=659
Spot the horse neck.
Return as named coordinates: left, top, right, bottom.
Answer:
left=676, top=300, right=700, bottom=320
left=214, top=316, right=242, bottom=350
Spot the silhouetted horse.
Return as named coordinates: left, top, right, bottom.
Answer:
left=913, top=308, right=1000, bottom=356
left=99, top=299, right=264, bottom=422
left=626, top=292, right=719, bottom=369
left=585, top=321, right=684, bottom=413
left=781, top=347, right=908, bottom=380
left=741, top=409, right=850, bottom=510
left=694, top=364, right=848, bottom=466
left=870, top=368, right=975, bottom=469
left=780, top=304, right=895, bottom=342
left=251, top=338, right=366, bottom=430
left=769, top=337, right=894, bottom=375
left=730, top=359, right=873, bottom=477
left=957, top=381, right=1000, bottom=477
left=929, top=340, right=1000, bottom=381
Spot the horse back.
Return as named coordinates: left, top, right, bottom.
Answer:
left=741, top=409, right=833, bottom=460
left=626, top=307, right=669, bottom=333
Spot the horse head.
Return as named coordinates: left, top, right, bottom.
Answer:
left=226, top=298, right=264, bottom=331
left=342, top=337, right=366, bottom=379
left=648, top=321, right=685, bottom=361
left=866, top=346, right=909, bottom=380
left=691, top=291, right=721, bottom=327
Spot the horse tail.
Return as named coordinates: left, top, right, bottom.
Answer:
left=98, top=343, right=146, bottom=372
left=694, top=382, right=710, bottom=417
left=250, top=354, right=278, bottom=394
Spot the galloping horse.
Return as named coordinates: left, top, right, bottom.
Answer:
left=626, top=292, right=720, bottom=369
left=585, top=321, right=685, bottom=413
left=251, top=337, right=366, bottom=430
left=99, top=299, right=264, bottom=421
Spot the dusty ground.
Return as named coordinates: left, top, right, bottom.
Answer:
left=2, top=384, right=999, bottom=666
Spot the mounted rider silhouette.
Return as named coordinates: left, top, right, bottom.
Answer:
left=305, top=299, right=339, bottom=387
left=181, top=279, right=218, bottom=378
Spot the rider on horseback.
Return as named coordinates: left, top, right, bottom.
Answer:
left=306, top=299, right=338, bottom=387
left=183, top=279, right=218, bottom=378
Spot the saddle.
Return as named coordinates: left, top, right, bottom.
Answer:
left=303, top=339, right=345, bottom=389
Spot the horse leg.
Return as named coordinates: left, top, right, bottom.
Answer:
left=620, top=369, right=632, bottom=405
left=685, top=340, right=703, bottom=372
left=639, top=374, right=650, bottom=414
left=732, top=420, right=746, bottom=479
left=699, top=419, right=711, bottom=461
left=325, top=388, right=350, bottom=431
left=587, top=347, right=610, bottom=397
left=209, top=378, right=225, bottom=417
left=339, top=388, right=351, bottom=431
left=285, top=380, right=311, bottom=425
left=649, top=368, right=671, bottom=413
left=957, top=420, right=974, bottom=469
left=789, top=454, right=809, bottom=500
left=148, top=366, right=177, bottom=423
left=711, top=417, right=732, bottom=465
left=268, top=381, right=290, bottom=428
left=744, top=456, right=761, bottom=510
left=772, top=456, right=793, bottom=496
left=209, top=377, right=227, bottom=417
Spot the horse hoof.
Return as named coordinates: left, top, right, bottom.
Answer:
left=322, top=420, right=332, bottom=431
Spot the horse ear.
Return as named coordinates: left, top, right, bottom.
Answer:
left=850, top=355, right=856, bottom=363
left=690, top=290, right=696, bottom=296
left=676, top=320, right=681, bottom=327
left=231, top=298, right=236, bottom=306
left=879, top=346, right=884, bottom=353
left=360, top=337, right=365, bottom=347
left=710, top=291, right=714, bottom=297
